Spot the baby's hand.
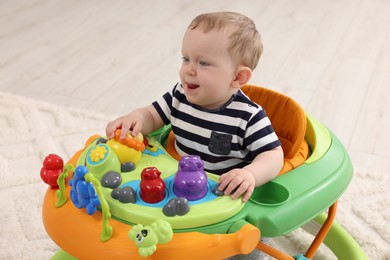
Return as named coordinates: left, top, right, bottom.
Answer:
left=218, top=168, right=255, bottom=202
left=106, top=113, right=143, bottom=140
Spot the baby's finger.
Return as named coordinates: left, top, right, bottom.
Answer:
left=241, top=185, right=254, bottom=202
left=119, top=121, right=134, bottom=139
left=223, top=178, right=243, bottom=196
left=120, top=127, right=129, bottom=139
left=130, top=122, right=142, bottom=137
left=106, top=121, right=121, bottom=138
left=217, top=174, right=233, bottom=191
left=230, top=181, right=248, bottom=200
left=217, top=174, right=226, bottom=188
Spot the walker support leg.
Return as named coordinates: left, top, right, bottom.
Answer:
left=256, top=241, right=295, bottom=260
left=305, top=201, right=338, bottom=259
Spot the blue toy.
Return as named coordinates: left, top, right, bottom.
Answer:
left=69, top=166, right=100, bottom=215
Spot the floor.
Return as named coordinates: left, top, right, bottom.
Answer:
left=1, top=0, right=389, bottom=174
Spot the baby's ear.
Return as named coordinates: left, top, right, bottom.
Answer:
left=232, top=66, right=252, bottom=89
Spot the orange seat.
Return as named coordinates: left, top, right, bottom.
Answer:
left=166, top=85, right=310, bottom=175
left=241, top=85, right=309, bottom=174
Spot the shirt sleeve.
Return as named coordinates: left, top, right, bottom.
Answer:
left=152, top=82, right=179, bottom=125
left=244, top=109, right=281, bottom=157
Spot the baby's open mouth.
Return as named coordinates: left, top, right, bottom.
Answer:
left=187, top=83, right=200, bottom=89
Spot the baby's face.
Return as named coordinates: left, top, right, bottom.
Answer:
left=179, top=28, right=238, bottom=109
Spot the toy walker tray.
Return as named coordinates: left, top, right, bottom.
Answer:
left=41, top=86, right=366, bottom=260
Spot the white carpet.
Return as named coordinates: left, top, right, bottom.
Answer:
left=0, top=91, right=388, bottom=259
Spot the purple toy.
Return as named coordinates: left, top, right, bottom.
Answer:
left=173, top=155, right=208, bottom=201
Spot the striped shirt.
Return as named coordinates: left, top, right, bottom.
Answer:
left=152, top=83, right=281, bottom=175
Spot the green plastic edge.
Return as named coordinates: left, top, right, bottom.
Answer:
left=305, top=114, right=332, bottom=164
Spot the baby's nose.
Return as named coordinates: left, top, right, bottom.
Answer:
left=185, top=63, right=196, bottom=76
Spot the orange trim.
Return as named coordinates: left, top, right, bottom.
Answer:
left=43, top=187, right=260, bottom=259
left=279, top=138, right=310, bottom=175
left=305, top=201, right=338, bottom=258
left=166, top=131, right=182, bottom=161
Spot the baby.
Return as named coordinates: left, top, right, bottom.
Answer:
left=106, top=12, right=283, bottom=202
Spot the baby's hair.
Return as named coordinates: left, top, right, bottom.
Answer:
left=188, top=12, right=263, bottom=70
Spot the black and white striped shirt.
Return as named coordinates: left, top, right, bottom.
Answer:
left=152, top=83, right=281, bottom=175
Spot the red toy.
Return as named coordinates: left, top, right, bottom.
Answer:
left=40, top=154, right=64, bottom=189
left=140, top=167, right=166, bottom=203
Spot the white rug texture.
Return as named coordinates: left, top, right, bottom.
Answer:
left=0, top=91, right=388, bottom=259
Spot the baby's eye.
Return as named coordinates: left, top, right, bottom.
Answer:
left=182, top=56, right=190, bottom=63
left=199, top=60, right=210, bottom=67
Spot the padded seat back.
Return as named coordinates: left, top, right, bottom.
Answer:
left=241, top=85, right=309, bottom=175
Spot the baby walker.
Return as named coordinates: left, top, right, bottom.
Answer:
left=41, top=85, right=367, bottom=259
